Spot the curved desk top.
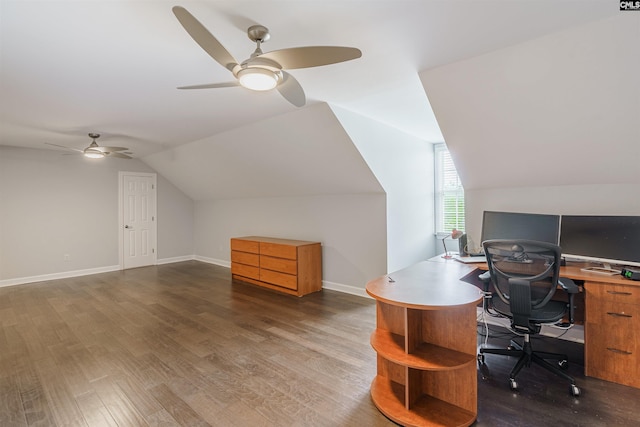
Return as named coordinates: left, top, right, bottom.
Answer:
left=366, top=260, right=483, bottom=310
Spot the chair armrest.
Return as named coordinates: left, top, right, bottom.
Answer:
left=558, top=277, right=579, bottom=294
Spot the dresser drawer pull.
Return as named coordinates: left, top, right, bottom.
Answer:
left=606, top=347, right=633, bottom=355
left=606, top=290, right=633, bottom=296
left=606, top=312, right=633, bottom=318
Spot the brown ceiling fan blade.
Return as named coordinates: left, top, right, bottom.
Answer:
left=277, top=71, right=306, bottom=107
left=106, top=152, right=132, bottom=159
left=172, top=6, right=239, bottom=72
left=178, top=81, right=239, bottom=89
left=44, top=142, right=83, bottom=153
left=260, top=46, right=362, bottom=70
left=94, top=146, right=128, bottom=152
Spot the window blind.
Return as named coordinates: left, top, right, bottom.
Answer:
left=434, top=144, right=465, bottom=233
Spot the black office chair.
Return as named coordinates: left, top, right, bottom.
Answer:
left=478, top=239, right=581, bottom=397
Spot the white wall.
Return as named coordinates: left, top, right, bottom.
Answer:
left=331, top=106, right=437, bottom=272
left=194, top=194, right=387, bottom=295
left=0, top=146, right=194, bottom=284
left=465, top=184, right=640, bottom=251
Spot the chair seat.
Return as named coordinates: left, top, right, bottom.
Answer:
left=492, top=297, right=567, bottom=324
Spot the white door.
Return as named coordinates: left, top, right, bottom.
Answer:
left=120, top=172, right=157, bottom=269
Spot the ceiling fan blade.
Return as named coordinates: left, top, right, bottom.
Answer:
left=94, top=146, right=128, bottom=152
left=44, top=142, right=83, bottom=153
left=177, top=82, right=239, bottom=89
left=260, top=46, right=362, bottom=70
left=172, top=6, right=239, bottom=72
left=107, top=152, right=132, bottom=159
left=277, top=72, right=306, bottom=107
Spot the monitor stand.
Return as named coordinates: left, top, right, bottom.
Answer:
left=580, top=263, right=621, bottom=276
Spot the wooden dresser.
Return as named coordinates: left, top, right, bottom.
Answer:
left=230, top=236, right=322, bottom=297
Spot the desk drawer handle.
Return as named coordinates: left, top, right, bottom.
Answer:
left=607, top=347, right=633, bottom=355
left=607, top=312, right=633, bottom=318
left=606, top=290, right=633, bottom=296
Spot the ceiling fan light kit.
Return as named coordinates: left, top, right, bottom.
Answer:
left=84, top=149, right=105, bottom=159
left=44, top=133, right=133, bottom=160
left=171, top=6, right=362, bottom=107
left=237, top=68, right=280, bottom=91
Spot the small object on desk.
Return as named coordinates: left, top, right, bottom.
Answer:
left=441, top=228, right=464, bottom=259
left=621, top=267, right=640, bottom=280
left=580, top=266, right=621, bottom=276
left=453, top=254, right=486, bottom=263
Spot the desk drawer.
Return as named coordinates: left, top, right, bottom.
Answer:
left=586, top=282, right=640, bottom=305
left=231, top=250, right=259, bottom=267
left=260, top=255, right=297, bottom=275
left=260, top=269, right=297, bottom=290
left=585, top=299, right=639, bottom=388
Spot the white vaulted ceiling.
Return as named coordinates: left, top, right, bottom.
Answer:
left=1, top=1, right=630, bottom=200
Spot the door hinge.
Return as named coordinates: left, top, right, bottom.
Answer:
left=152, top=184, right=155, bottom=190
left=152, top=216, right=155, bottom=221
left=152, top=248, right=155, bottom=254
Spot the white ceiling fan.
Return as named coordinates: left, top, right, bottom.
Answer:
left=45, top=133, right=132, bottom=159
left=172, top=6, right=362, bottom=107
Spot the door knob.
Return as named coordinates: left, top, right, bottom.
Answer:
left=125, top=225, right=132, bottom=229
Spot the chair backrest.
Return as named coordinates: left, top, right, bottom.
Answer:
left=482, top=239, right=561, bottom=332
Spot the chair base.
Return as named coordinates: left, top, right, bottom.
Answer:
left=479, top=334, right=580, bottom=397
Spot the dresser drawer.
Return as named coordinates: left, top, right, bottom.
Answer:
left=231, top=263, right=260, bottom=280
left=260, top=269, right=297, bottom=290
left=231, top=250, right=259, bottom=267
left=231, top=238, right=260, bottom=254
left=260, top=242, right=297, bottom=260
left=260, top=255, right=297, bottom=275
left=586, top=282, right=640, bottom=305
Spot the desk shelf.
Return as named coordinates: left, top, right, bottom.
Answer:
left=371, top=376, right=476, bottom=427
left=370, top=329, right=476, bottom=370
left=366, top=261, right=482, bottom=426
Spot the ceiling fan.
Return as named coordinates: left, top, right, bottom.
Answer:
left=46, top=133, right=132, bottom=159
left=172, top=6, right=362, bottom=107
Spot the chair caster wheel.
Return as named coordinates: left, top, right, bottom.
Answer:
left=509, top=379, right=518, bottom=391
left=558, top=359, right=568, bottom=370
left=571, top=384, right=580, bottom=397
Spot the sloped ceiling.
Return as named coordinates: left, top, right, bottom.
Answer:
left=420, top=13, right=640, bottom=191
left=142, top=103, right=383, bottom=200
left=0, top=1, right=618, bottom=158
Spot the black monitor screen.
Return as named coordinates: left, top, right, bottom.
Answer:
left=559, top=215, right=640, bottom=267
left=481, top=211, right=560, bottom=245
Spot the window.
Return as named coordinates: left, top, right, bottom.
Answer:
left=434, top=144, right=465, bottom=234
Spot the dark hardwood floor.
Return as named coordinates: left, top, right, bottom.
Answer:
left=0, top=261, right=638, bottom=426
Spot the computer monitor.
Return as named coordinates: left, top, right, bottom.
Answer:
left=481, top=211, right=561, bottom=245
left=559, top=215, right=640, bottom=269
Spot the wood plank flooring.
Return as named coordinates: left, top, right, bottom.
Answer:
left=0, top=261, right=639, bottom=426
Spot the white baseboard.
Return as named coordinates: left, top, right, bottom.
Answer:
left=477, top=307, right=584, bottom=344
left=322, top=280, right=370, bottom=298
left=156, top=255, right=196, bottom=265
left=194, top=255, right=230, bottom=268
left=0, top=265, right=121, bottom=288
left=0, top=257, right=371, bottom=300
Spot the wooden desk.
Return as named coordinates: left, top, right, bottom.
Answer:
left=366, top=258, right=640, bottom=426
left=366, top=261, right=483, bottom=427
left=442, top=258, right=640, bottom=389
left=561, top=264, right=640, bottom=388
